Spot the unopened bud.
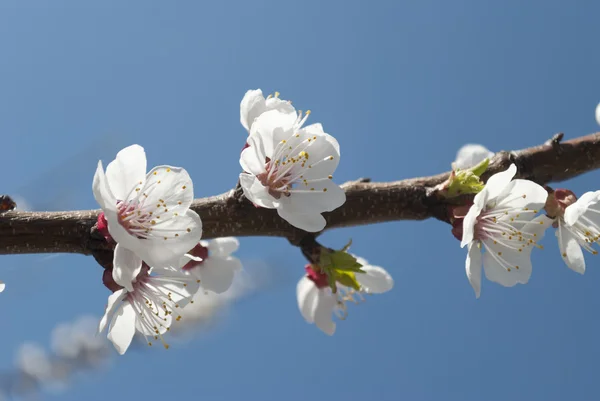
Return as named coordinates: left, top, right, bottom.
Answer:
left=545, top=188, right=577, bottom=219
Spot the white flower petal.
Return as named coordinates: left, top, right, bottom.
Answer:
left=0, top=281, right=5, bottom=293
left=596, top=102, right=600, bottom=127
left=356, top=265, right=393, bottom=294
left=277, top=207, right=326, bottom=232
left=557, top=221, right=586, bottom=274
left=112, top=244, right=143, bottom=292
left=466, top=242, right=482, bottom=298
left=240, top=134, right=267, bottom=176
left=142, top=165, right=194, bottom=211
left=521, top=214, right=553, bottom=240
left=454, top=144, right=494, bottom=170
left=140, top=210, right=203, bottom=267
left=250, top=109, right=297, bottom=157
left=297, top=276, right=319, bottom=323
left=92, top=161, right=117, bottom=211
left=264, top=96, right=295, bottom=116
left=107, top=302, right=136, bottom=355
left=105, top=145, right=147, bottom=201
left=494, top=179, right=548, bottom=215
left=482, top=239, right=532, bottom=287
left=239, top=173, right=278, bottom=208
left=197, top=257, right=240, bottom=294
left=294, top=125, right=341, bottom=179
left=483, top=164, right=517, bottom=201
left=240, top=89, right=267, bottom=132
left=313, top=291, right=337, bottom=336
left=209, top=237, right=240, bottom=258
left=99, top=289, right=127, bottom=333
left=564, top=191, right=600, bottom=225
left=280, top=180, right=346, bottom=214
left=461, top=200, right=484, bottom=248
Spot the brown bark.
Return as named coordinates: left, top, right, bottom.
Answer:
left=0, top=132, right=598, bottom=259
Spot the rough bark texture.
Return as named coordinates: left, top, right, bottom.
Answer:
left=0, top=132, right=599, bottom=260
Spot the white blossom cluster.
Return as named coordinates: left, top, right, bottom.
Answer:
left=18, top=92, right=600, bottom=353
left=86, top=89, right=395, bottom=352
left=454, top=144, right=600, bottom=297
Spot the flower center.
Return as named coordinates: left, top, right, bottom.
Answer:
left=129, top=264, right=199, bottom=350
left=332, top=286, right=367, bottom=320
left=256, top=111, right=336, bottom=199
left=257, top=157, right=297, bottom=199
left=116, top=199, right=156, bottom=239
left=470, top=194, right=546, bottom=272
left=474, top=195, right=541, bottom=246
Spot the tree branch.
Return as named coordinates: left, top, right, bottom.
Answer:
left=1, top=132, right=599, bottom=256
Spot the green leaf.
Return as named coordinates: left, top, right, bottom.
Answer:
left=319, top=239, right=365, bottom=292
left=469, top=158, right=490, bottom=177
left=334, top=271, right=361, bottom=291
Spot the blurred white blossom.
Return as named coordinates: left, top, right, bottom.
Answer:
left=454, top=144, right=494, bottom=170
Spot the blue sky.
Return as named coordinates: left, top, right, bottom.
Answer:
left=0, top=1, right=600, bottom=400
